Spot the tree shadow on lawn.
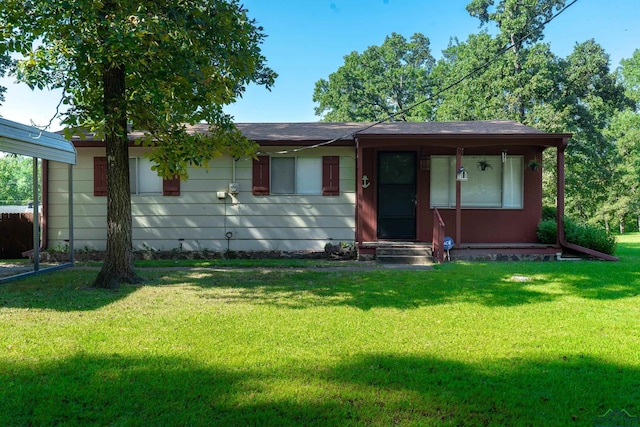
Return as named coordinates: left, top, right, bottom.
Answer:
left=164, top=259, right=640, bottom=311
left=1, top=352, right=638, bottom=426
left=0, top=269, right=138, bottom=312
left=2, top=252, right=639, bottom=312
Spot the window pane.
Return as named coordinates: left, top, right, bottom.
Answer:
left=503, top=156, right=523, bottom=208
left=430, top=155, right=524, bottom=209
left=461, top=156, right=501, bottom=207
left=271, top=157, right=295, bottom=194
left=430, top=156, right=452, bottom=207
left=129, top=158, right=137, bottom=195
left=296, top=158, right=322, bottom=195
left=137, top=158, right=163, bottom=194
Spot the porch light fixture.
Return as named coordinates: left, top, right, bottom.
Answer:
left=456, top=166, right=468, bottom=181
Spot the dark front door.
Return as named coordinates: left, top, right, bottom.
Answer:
left=377, top=151, right=417, bottom=239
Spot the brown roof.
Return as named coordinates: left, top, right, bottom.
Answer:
left=71, top=120, right=570, bottom=145
left=234, top=120, right=562, bottom=142
left=356, top=120, right=546, bottom=135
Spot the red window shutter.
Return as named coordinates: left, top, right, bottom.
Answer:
left=93, top=157, right=108, bottom=196
left=163, top=177, right=181, bottom=196
left=322, top=156, right=340, bottom=196
left=252, top=156, right=270, bottom=195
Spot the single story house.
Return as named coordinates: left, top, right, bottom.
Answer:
left=43, top=120, right=586, bottom=262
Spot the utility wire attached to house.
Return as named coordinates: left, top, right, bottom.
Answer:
left=258, top=0, right=579, bottom=156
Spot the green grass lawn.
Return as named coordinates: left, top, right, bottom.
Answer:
left=1, top=235, right=640, bottom=426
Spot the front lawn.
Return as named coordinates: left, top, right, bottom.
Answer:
left=1, top=234, right=639, bottom=426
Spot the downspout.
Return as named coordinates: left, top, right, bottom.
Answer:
left=556, top=140, right=618, bottom=261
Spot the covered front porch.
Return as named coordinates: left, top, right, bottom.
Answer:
left=352, top=121, right=571, bottom=263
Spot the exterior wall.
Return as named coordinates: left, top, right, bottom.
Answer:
left=358, top=142, right=546, bottom=244
left=428, top=146, right=544, bottom=244
left=47, top=146, right=356, bottom=252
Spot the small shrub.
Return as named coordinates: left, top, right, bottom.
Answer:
left=536, top=219, right=557, bottom=244
left=541, top=206, right=557, bottom=221
left=537, top=217, right=617, bottom=255
left=565, top=219, right=617, bottom=255
left=324, top=242, right=357, bottom=260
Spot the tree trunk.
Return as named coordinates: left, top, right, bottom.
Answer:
left=93, top=62, right=141, bottom=288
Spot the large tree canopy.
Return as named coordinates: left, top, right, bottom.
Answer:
left=0, top=52, right=8, bottom=106
left=466, top=0, right=566, bottom=47
left=313, top=33, right=435, bottom=122
left=2, top=0, right=276, bottom=177
left=0, top=0, right=276, bottom=288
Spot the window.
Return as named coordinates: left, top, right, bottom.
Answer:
left=130, top=157, right=162, bottom=195
left=252, top=155, right=340, bottom=196
left=271, top=157, right=322, bottom=195
left=93, top=157, right=180, bottom=196
left=430, top=155, right=523, bottom=209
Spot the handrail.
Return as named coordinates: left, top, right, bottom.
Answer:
left=432, top=208, right=446, bottom=263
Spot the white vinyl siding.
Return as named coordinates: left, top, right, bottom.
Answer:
left=47, top=147, right=355, bottom=252
left=271, top=157, right=322, bottom=195
left=430, top=155, right=523, bottom=209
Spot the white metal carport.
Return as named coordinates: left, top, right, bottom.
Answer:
left=0, top=117, right=77, bottom=283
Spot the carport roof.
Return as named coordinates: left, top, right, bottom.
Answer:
left=0, top=117, right=76, bottom=164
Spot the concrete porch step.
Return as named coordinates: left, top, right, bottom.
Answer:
left=376, top=246, right=433, bottom=265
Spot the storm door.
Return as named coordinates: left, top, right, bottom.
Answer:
left=377, top=152, right=417, bottom=239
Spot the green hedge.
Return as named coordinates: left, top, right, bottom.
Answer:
left=537, top=216, right=617, bottom=256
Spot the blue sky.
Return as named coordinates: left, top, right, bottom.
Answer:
left=0, top=0, right=638, bottom=129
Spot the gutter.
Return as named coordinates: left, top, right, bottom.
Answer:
left=556, top=142, right=618, bottom=261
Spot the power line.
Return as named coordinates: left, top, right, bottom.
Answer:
left=258, top=0, right=579, bottom=156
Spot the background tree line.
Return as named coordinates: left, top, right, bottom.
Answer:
left=0, top=155, right=34, bottom=206
left=313, top=0, right=639, bottom=233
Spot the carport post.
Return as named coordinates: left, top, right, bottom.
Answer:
left=32, top=157, right=39, bottom=271
left=68, top=164, right=74, bottom=263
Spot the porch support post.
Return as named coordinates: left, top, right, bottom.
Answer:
left=355, top=138, right=362, bottom=245
left=455, top=147, right=462, bottom=245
